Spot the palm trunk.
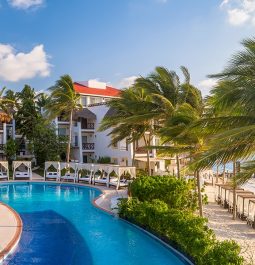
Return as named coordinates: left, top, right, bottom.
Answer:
left=232, top=161, right=237, bottom=220
left=132, top=141, right=136, bottom=166
left=176, top=155, right=180, bottom=178
left=66, top=111, right=73, bottom=163
left=143, top=135, right=151, bottom=176
left=222, top=164, right=226, bottom=184
left=196, top=170, right=203, bottom=217
left=216, top=165, right=219, bottom=183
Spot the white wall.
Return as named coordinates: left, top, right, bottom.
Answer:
left=88, top=105, right=133, bottom=166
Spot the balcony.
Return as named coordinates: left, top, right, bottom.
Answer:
left=81, top=123, right=95, bottom=130
left=82, top=143, right=95, bottom=151
left=0, top=123, right=3, bottom=130
left=0, top=144, right=4, bottom=151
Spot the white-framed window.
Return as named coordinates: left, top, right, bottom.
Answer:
left=81, top=96, right=87, bottom=106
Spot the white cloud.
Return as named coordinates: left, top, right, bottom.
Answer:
left=220, top=0, right=255, bottom=26
left=116, top=76, right=137, bottom=88
left=8, top=0, right=43, bottom=9
left=197, top=79, right=217, bottom=96
left=0, top=44, right=51, bottom=82
left=227, top=8, right=250, bottom=25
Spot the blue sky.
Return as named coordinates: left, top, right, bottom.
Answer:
left=0, top=0, right=255, bottom=96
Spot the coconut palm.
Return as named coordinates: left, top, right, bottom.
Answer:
left=99, top=87, right=157, bottom=173
left=193, top=37, right=255, bottom=219
left=46, top=75, right=82, bottom=162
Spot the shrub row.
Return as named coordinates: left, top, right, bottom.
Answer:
left=119, top=198, right=243, bottom=265
left=129, top=175, right=198, bottom=211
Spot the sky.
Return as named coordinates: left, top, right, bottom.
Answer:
left=0, top=0, right=255, bottom=96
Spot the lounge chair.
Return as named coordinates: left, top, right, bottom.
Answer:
left=44, top=162, right=61, bottom=181
left=13, top=161, right=32, bottom=180
left=60, top=162, right=77, bottom=182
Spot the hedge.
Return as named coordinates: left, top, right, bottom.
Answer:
left=118, top=199, right=243, bottom=265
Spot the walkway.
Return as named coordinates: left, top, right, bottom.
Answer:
left=204, top=185, right=255, bottom=264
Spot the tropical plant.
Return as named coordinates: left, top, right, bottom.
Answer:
left=30, top=122, right=68, bottom=166
left=192, top=37, right=255, bottom=219
left=46, top=75, right=82, bottom=162
left=15, top=85, right=41, bottom=140
left=0, top=87, right=16, bottom=122
left=99, top=87, right=157, bottom=174
left=4, top=138, right=18, bottom=163
left=129, top=175, right=198, bottom=211
left=118, top=198, right=243, bottom=265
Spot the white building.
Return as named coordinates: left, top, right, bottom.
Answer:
left=0, top=79, right=181, bottom=175
left=54, top=80, right=171, bottom=173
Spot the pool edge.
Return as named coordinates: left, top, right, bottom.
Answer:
left=0, top=202, right=23, bottom=264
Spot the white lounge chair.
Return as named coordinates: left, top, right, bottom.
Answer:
left=13, top=161, right=32, bottom=180
left=0, top=161, right=9, bottom=181
left=77, top=164, right=94, bottom=184
left=44, top=162, right=60, bottom=181
left=60, top=162, right=77, bottom=182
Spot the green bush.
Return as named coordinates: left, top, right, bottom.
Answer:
left=119, top=199, right=244, bottom=265
left=129, top=175, right=198, bottom=211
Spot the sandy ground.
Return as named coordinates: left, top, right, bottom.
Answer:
left=204, top=185, right=255, bottom=265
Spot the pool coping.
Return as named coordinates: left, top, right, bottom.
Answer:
left=0, top=180, right=193, bottom=265
left=0, top=202, right=23, bottom=264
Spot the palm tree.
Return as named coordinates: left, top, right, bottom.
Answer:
left=46, top=75, right=82, bottom=162
left=0, top=87, right=16, bottom=122
left=133, top=66, right=203, bottom=175
left=192, top=37, right=255, bottom=219
left=99, top=87, right=156, bottom=173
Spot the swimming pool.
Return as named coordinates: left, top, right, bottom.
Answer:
left=0, top=182, right=191, bottom=265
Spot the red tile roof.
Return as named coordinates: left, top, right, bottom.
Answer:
left=74, top=82, right=120, bottom=97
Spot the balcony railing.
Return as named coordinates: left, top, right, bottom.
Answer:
left=81, top=123, right=95, bottom=130
left=0, top=123, right=3, bottom=130
left=82, top=143, right=95, bottom=150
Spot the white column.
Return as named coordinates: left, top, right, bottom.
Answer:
left=55, top=118, right=58, bottom=135
left=78, top=121, right=83, bottom=163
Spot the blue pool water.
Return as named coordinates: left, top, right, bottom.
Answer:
left=0, top=183, right=190, bottom=265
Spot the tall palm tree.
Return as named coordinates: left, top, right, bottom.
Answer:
left=46, top=75, right=82, bottom=162
left=99, top=87, right=157, bottom=173
left=193, top=37, right=255, bottom=219
left=133, top=66, right=203, bottom=173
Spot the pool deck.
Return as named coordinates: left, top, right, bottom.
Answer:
left=0, top=175, right=128, bottom=263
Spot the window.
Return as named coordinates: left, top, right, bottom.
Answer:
left=90, top=97, right=102, bottom=104
left=82, top=136, right=88, bottom=144
left=74, top=135, right=78, bottom=147
left=81, top=96, right=87, bottom=106
left=83, top=155, right=88, bottom=163
left=58, top=128, right=66, bottom=136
